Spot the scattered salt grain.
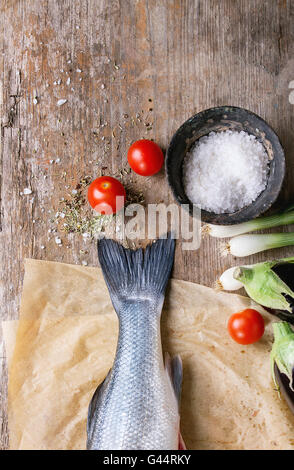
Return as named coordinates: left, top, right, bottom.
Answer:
left=183, top=130, right=269, bottom=214
left=23, top=187, right=32, bottom=195
left=55, top=236, right=62, bottom=245
left=57, top=99, right=67, bottom=106
left=66, top=77, right=71, bottom=85
left=82, top=260, right=88, bottom=266
left=76, top=68, right=82, bottom=73
left=33, top=97, right=38, bottom=105
left=40, top=245, right=45, bottom=250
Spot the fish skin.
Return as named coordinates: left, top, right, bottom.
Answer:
left=87, top=237, right=180, bottom=450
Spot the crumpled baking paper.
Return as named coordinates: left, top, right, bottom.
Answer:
left=2, top=258, right=294, bottom=450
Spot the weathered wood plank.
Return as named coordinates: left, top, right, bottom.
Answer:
left=1, top=0, right=294, bottom=449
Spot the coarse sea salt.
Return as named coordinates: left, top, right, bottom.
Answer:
left=23, top=187, right=32, bottom=195
left=183, top=130, right=269, bottom=214
left=57, top=99, right=67, bottom=106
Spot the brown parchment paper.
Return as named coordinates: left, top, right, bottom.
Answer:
left=3, top=258, right=294, bottom=450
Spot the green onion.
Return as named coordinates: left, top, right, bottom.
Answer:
left=204, top=203, right=294, bottom=238
left=271, top=322, right=294, bottom=392
left=218, top=258, right=294, bottom=324
left=232, top=258, right=294, bottom=320
left=222, top=232, right=294, bottom=257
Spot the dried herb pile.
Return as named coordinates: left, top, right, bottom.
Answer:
left=53, top=169, right=145, bottom=242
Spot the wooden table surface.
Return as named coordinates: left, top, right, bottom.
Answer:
left=1, top=0, right=294, bottom=449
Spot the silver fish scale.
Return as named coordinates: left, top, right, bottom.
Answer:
left=88, top=297, right=179, bottom=450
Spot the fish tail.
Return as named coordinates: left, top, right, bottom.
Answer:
left=97, top=236, right=175, bottom=304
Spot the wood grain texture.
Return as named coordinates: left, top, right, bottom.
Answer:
left=1, top=0, right=294, bottom=449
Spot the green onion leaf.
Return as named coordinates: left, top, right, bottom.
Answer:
left=271, top=322, right=294, bottom=392
left=204, top=203, right=294, bottom=239
left=233, top=260, right=294, bottom=312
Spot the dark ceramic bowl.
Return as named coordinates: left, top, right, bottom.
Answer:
left=166, top=106, right=285, bottom=225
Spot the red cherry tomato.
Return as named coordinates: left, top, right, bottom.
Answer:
left=87, top=176, right=126, bottom=214
left=227, top=308, right=265, bottom=345
left=127, top=139, right=164, bottom=176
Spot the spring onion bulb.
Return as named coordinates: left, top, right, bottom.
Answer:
left=222, top=232, right=294, bottom=257
left=217, top=265, right=253, bottom=291
left=203, top=204, right=294, bottom=238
